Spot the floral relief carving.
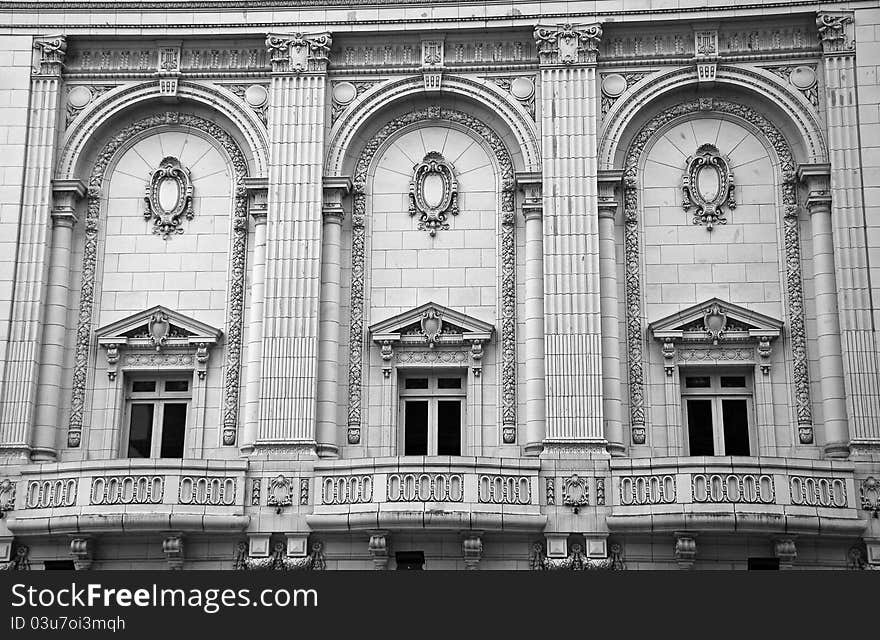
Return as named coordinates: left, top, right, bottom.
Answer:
left=408, top=152, right=459, bottom=237
left=682, top=144, right=736, bottom=230
left=69, top=112, right=249, bottom=448
left=623, top=98, right=812, bottom=446
left=347, top=107, right=517, bottom=443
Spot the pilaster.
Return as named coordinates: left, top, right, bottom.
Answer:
left=316, top=177, right=351, bottom=458
left=597, top=170, right=625, bottom=457
left=30, top=180, right=85, bottom=461
left=0, top=35, right=66, bottom=461
left=241, top=177, right=269, bottom=456
left=799, top=164, right=850, bottom=459
left=256, top=32, right=332, bottom=453
left=534, top=23, right=605, bottom=453
left=816, top=12, right=880, bottom=451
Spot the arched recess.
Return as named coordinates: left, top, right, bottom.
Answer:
left=599, top=65, right=828, bottom=171
left=616, top=96, right=814, bottom=450
left=345, top=106, right=519, bottom=445
left=325, top=74, right=541, bottom=177
left=66, top=112, right=251, bottom=451
left=56, top=80, right=268, bottom=181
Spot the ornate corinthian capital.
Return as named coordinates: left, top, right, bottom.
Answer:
left=533, top=23, right=602, bottom=65
left=33, top=34, right=67, bottom=76
left=816, top=13, right=855, bottom=53
left=266, top=32, right=333, bottom=73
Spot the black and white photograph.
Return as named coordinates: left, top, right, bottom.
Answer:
left=0, top=0, right=877, bottom=634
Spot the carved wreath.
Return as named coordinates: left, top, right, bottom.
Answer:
left=409, top=151, right=459, bottom=237
left=682, top=144, right=736, bottom=230
left=144, top=156, right=194, bottom=238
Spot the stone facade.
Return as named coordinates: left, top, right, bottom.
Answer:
left=0, top=0, right=879, bottom=570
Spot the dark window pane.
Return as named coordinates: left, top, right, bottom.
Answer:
left=131, top=380, right=156, bottom=393
left=685, top=376, right=711, bottom=388
left=43, top=560, right=76, bottom=570
left=127, top=403, right=154, bottom=457
left=404, top=401, right=428, bottom=455
left=160, top=403, right=187, bottom=458
left=437, top=400, right=461, bottom=455
left=748, top=558, right=780, bottom=570
left=404, top=378, right=429, bottom=390
left=722, top=399, right=750, bottom=455
left=437, top=377, right=462, bottom=389
left=687, top=399, right=714, bottom=455
left=165, top=380, right=189, bottom=392
left=395, top=551, right=424, bottom=570
left=720, top=376, right=747, bottom=388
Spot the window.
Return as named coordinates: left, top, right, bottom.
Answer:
left=399, top=374, right=465, bottom=456
left=395, top=551, right=425, bottom=570
left=748, top=558, right=780, bottom=570
left=681, top=371, right=753, bottom=456
left=124, top=377, right=191, bottom=458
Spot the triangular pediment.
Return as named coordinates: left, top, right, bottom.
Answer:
left=370, top=301, right=494, bottom=345
left=649, top=298, right=782, bottom=342
left=96, top=306, right=222, bottom=347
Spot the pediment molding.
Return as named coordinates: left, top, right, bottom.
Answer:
left=648, top=298, right=782, bottom=376
left=95, top=306, right=222, bottom=380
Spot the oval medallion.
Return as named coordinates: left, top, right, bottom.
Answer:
left=696, top=164, right=721, bottom=202
left=157, top=177, right=181, bottom=213
left=422, top=172, right=445, bottom=209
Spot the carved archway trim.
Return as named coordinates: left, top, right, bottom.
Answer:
left=600, top=65, right=828, bottom=170
left=325, top=74, right=541, bottom=175
left=621, top=97, right=812, bottom=446
left=67, top=112, right=249, bottom=449
left=56, top=80, right=269, bottom=180
left=346, top=107, right=517, bottom=442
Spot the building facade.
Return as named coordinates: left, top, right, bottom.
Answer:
left=1, top=0, right=879, bottom=570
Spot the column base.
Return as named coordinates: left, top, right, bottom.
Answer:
left=606, top=442, right=626, bottom=457
left=524, top=442, right=544, bottom=457
left=823, top=442, right=851, bottom=459
left=316, top=443, right=339, bottom=458
left=30, top=447, right=57, bottom=463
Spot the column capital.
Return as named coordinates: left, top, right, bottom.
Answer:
left=816, top=12, right=855, bottom=55
left=598, top=170, right=624, bottom=219
left=243, top=176, right=269, bottom=224
left=516, top=171, right=543, bottom=220
left=323, top=176, right=351, bottom=224
left=50, top=179, right=85, bottom=227
left=33, top=34, right=67, bottom=76
left=798, top=163, right=832, bottom=211
left=534, top=23, right=602, bottom=66
left=266, top=32, right=333, bottom=74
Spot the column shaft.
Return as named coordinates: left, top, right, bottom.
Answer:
left=241, top=205, right=268, bottom=454
left=523, top=210, right=546, bottom=453
left=598, top=191, right=624, bottom=455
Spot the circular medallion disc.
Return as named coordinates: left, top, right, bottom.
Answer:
left=244, top=84, right=269, bottom=107
left=602, top=73, right=627, bottom=98
left=510, top=77, right=535, bottom=100
left=789, top=66, right=817, bottom=90
left=332, top=81, right=358, bottom=105
left=67, top=86, right=93, bottom=109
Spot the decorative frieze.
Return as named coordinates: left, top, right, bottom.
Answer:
left=25, top=478, right=77, bottom=509
left=331, top=38, right=534, bottom=70
left=534, top=23, right=602, bottom=65
left=90, top=475, right=164, bottom=505
left=619, top=475, right=676, bottom=506
left=477, top=475, right=531, bottom=505
left=321, top=475, right=373, bottom=505
left=177, top=476, right=237, bottom=506
left=788, top=476, right=848, bottom=508
left=65, top=45, right=269, bottom=74
left=691, top=474, right=776, bottom=504
left=387, top=473, right=464, bottom=503
left=68, top=112, right=249, bottom=448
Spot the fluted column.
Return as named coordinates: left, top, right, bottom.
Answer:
left=517, top=173, right=546, bottom=455
left=256, top=32, right=332, bottom=453
left=30, top=181, right=84, bottom=461
left=800, top=166, right=850, bottom=458
left=598, top=171, right=625, bottom=456
left=533, top=23, right=605, bottom=453
left=817, top=12, right=880, bottom=449
left=0, top=35, right=66, bottom=461
left=241, top=179, right=269, bottom=455
left=315, top=177, right=351, bottom=458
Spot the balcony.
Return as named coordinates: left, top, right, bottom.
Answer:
left=5, top=459, right=249, bottom=536
left=606, top=457, right=866, bottom=537
left=306, top=457, right=547, bottom=533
